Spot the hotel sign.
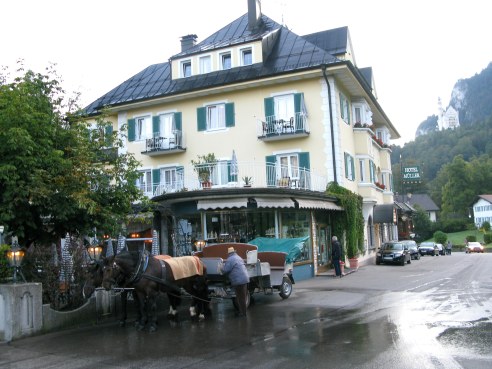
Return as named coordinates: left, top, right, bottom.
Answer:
left=402, top=166, right=422, bottom=183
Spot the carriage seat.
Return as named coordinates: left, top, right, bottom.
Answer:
left=202, top=243, right=258, bottom=261
left=257, top=251, right=287, bottom=270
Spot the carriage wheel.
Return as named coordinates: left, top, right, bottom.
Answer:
left=279, top=277, right=293, bottom=299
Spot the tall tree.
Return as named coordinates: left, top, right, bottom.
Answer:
left=440, top=155, right=474, bottom=219
left=0, top=64, right=146, bottom=249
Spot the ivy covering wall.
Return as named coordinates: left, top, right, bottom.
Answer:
left=327, top=182, right=365, bottom=258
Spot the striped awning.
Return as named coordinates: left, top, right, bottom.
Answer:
left=295, top=199, right=342, bottom=210
left=255, top=197, right=295, bottom=208
left=197, top=198, right=248, bottom=210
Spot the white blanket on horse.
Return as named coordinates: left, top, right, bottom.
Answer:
left=165, top=256, right=204, bottom=280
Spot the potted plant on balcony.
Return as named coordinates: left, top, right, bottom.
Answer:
left=242, top=176, right=253, bottom=187
left=191, top=153, right=217, bottom=189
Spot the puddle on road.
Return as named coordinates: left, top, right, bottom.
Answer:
left=437, top=320, right=492, bottom=355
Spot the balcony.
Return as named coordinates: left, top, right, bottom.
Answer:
left=143, top=161, right=329, bottom=198
left=257, top=112, right=310, bottom=141
left=142, top=130, right=185, bottom=156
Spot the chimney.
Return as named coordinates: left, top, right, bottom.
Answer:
left=248, top=0, right=261, bottom=31
left=180, top=34, right=198, bottom=52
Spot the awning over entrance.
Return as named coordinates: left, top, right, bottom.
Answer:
left=255, top=197, right=295, bottom=208
left=197, top=198, right=248, bottom=210
left=373, top=204, right=396, bottom=223
left=295, top=198, right=343, bottom=211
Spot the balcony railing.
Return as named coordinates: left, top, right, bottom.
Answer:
left=143, top=161, right=329, bottom=198
left=257, top=112, right=310, bottom=141
left=142, top=130, right=185, bottom=156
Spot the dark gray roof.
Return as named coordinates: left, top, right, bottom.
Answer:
left=302, top=26, right=348, bottom=56
left=395, top=194, right=439, bottom=212
left=84, top=13, right=342, bottom=115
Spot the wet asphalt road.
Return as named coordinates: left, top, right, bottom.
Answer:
left=1, top=252, right=491, bottom=369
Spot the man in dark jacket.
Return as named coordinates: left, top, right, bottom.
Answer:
left=331, top=236, right=342, bottom=278
left=221, top=247, right=250, bottom=317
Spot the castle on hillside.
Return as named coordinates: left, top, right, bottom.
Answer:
left=437, top=97, right=460, bottom=130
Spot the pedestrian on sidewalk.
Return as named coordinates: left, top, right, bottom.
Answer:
left=332, top=236, right=342, bottom=278
left=446, top=240, right=452, bottom=255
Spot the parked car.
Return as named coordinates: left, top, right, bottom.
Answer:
left=401, top=240, right=420, bottom=260
left=376, top=241, right=411, bottom=266
left=466, top=241, right=484, bottom=253
left=419, top=242, right=439, bottom=256
left=435, top=243, right=446, bottom=255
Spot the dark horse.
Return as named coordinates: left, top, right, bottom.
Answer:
left=82, top=259, right=142, bottom=327
left=102, top=250, right=210, bottom=332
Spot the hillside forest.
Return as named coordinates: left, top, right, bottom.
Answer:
left=390, top=62, right=492, bottom=227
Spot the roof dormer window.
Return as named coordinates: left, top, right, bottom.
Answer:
left=221, top=52, right=231, bottom=70
left=181, top=60, right=192, bottom=77
left=241, top=48, right=253, bottom=65
left=199, top=55, right=211, bottom=74
left=241, top=48, right=252, bottom=66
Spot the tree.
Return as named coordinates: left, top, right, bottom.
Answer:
left=0, top=63, right=146, bottom=250
left=412, top=206, right=433, bottom=242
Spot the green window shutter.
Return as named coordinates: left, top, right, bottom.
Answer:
left=197, top=107, right=206, bottom=131
left=104, top=125, right=113, bottom=146
left=298, top=152, right=310, bottom=189
left=152, top=116, right=160, bottom=137
left=177, top=166, right=184, bottom=189
left=225, top=103, right=235, bottom=127
left=152, top=169, right=160, bottom=195
left=294, top=93, right=302, bottom=114
left=351, top=155, right=355, bottom=180
left=174, top=112, right=182, bottom=130
left=227, top=160, right=233, bottom=182
left=344, top=153, right=349, bottom=178
left=298, top=152, right=310, bottom=170
left=264, top=97, right=274, bottom=118
left=265, top=155, right=276, bottom=187
left=128, top=119, right=136, bottom=142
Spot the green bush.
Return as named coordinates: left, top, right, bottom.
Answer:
left=0, top=244, right=11, bottom=282
left=484, top=233, right=492, bottom=244
left=433, top=231, right=447, bottom=244
left=466, top=235, right=477, bottom=242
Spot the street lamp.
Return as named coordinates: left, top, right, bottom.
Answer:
left=195, top=240, right=206, bottom=252
left=6, top=237, right=26, bottom=283
left=86, top=237, right=102, bottom=262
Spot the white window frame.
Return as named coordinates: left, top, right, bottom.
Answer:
left=274, top=94, right=295, bottom=121
left=159, top=167, right=182, bottom=193
left=206, top=103, right=226, bottom=130
left=135, top=115, right=152, bottom=141
left=340, top=93, right=350, bottom=124
left=220, top=52, right=231, bottom=70
left=240, top=47, right=252, bottom=66
left=199, top=55, right=211, bottom=74
left=181, top=60, right=192, bottom=77
left=344, top=153, right=355, bottom=181
left=278, top=154, right=299, bottom=180
left=210, top=160, right=229, bottom=186
left=136, top=169, right=152, bottom=196
left=358, top=159, right=365, bottom=182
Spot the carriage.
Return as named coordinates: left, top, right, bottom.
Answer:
left=195, top=243, right=294, bottom=308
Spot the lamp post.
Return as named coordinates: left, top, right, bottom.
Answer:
left=0, top=225, right=4, bottom=245
left=7, top=237, right=26, bottom=283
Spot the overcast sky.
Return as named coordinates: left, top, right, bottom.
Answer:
left=2, top=0, right=491, bottom=145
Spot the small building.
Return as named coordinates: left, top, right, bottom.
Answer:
left=472, top=195, right=492, bottom=228
left=395, top=194, right=439, bottom=222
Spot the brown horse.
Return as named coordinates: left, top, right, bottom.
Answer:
left=82, top=259, right=143, bottom=327
left=102, top=250, right=211, bottom=332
